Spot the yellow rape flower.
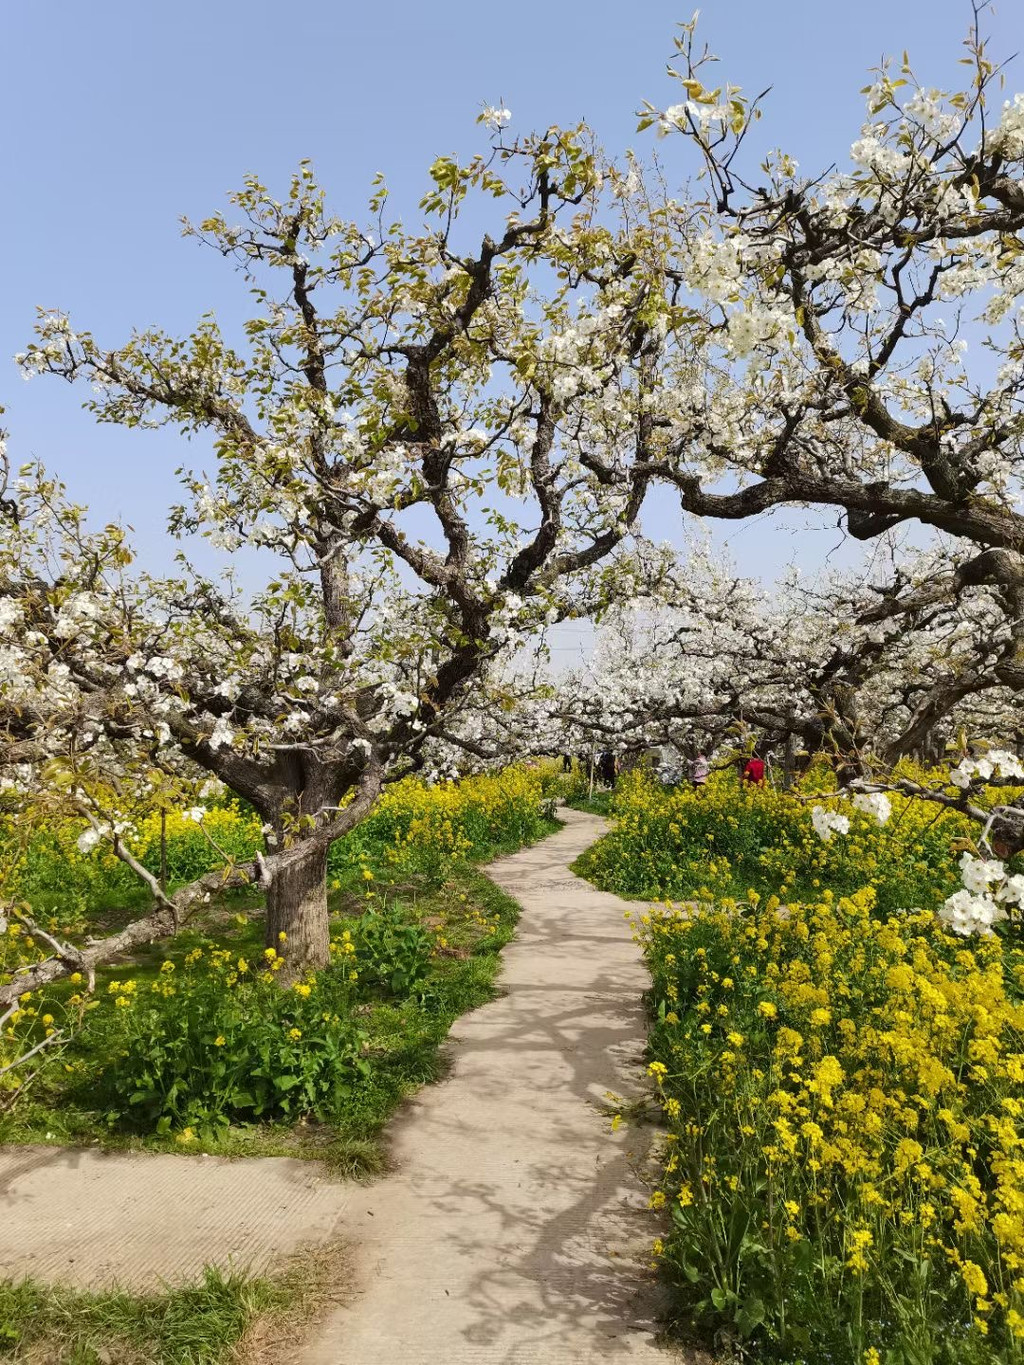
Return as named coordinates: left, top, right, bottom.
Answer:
left=962, top=1261, right=988, bottom=1299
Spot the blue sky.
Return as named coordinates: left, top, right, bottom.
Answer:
left=2, top=0, right=1020, bottom=623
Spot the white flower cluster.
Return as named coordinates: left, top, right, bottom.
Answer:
left=207, top=716, right=234, bottom=750
left=658, top=100, right=732, bottom=138
left=75, top=817, right=135, bottom=856
left=481, top=105, right=511, bottom=132
left=76, top=827, right=102, bottom=854
left=850, top=127, right=911, bottom=178
left=53, top=592, right=103, bottom=639
left=903, top=88, right=963, bottom=143
left=851, top=791, right=892, bottom=824
left=992, top=92, right=1024, bottom=158
left=0, top=599, right=23, bottom=636
left=684, top=234, right=745, bottom=304
left=811, top=805, right=850, bottom=842
left=939, top=853, right=1024, bottom=937
left=949, top=749, right=1024, bottom=789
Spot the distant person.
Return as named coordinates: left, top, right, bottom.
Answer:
left=562, top=753, right=573, bottom=774
left=598, top=750, right=616, bottom=788
left=690, top=752, right=709, bottom=788
left=742, top=755, right=765, bottom=786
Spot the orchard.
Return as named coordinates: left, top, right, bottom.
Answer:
left=3, top=5, right=1024, bottom=1363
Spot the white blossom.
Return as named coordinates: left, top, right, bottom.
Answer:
left=852, top=792, right=892, bottom=824
left=207, top=716, right=234, bottom=750
left=481, top=105, right=511, bottom=132
left=811, top=806, right=851, bottom=842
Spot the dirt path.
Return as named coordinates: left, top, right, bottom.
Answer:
left=300, top=807, right=673, bottom=1363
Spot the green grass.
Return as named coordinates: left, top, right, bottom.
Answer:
left=0, top=1237, right=352, bottom=1364
left=564, top=790, right=613, bottom=815
left=0, top=1265, right=283, bottom=1364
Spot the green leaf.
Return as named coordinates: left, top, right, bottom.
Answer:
left=735, top=1295, right=766, bottom=1337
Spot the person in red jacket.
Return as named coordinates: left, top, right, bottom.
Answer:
left=742, top=754, right=765, bottom=785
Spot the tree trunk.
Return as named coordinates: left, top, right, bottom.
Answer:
left=264, top=842, right=330, bottom=975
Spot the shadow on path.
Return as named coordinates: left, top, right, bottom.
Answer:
left=300, top=808, right=688, bottom=1364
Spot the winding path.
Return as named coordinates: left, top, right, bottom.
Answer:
left=0, top=810, right=682, bottom=1361
left=301, top=807, right=676, bottom=1363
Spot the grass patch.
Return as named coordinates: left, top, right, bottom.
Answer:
left=564, top=790, right=613, bottom=815
left=2, top=770, right=559, bottom=1355
left=0, top=1240, right=350, bottom=1365
left=0, top=1266, right=282, bottom=1364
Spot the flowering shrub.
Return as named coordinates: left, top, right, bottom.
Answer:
left=640, top=891, right=1024, bottom=1363
left=577, top=767, right=975, bottom=913
left=3, top=766, right=550, bottom=928
left=334, top=765, right=550, bottom=885
left=71, top=940, right=367, bottom=1137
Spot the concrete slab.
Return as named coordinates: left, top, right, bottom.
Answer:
left=0, top=1145, right=349, bottom=1290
